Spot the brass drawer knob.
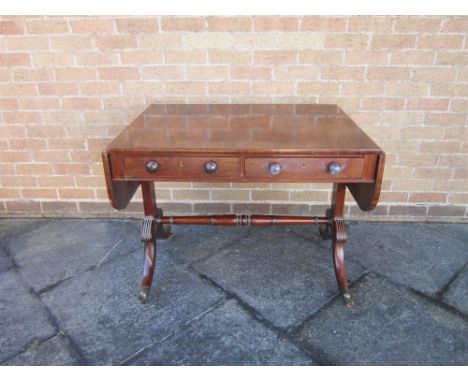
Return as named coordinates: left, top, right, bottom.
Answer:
left=269, top=162, right=281, bottom=176
left=204, top=161, right=217, bottom=174
left=145, top=160, right=159, bottom=173
left=327, top=162, right=342, bottom=175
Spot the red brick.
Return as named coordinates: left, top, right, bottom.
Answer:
left=161, top=16, right=205, bottom=31
left=367, top=67, right=411, bottom=80
left=55, top=68, right=97, bottom=81
left=70, top=18, right=115, bottom=33
left=348, top=16, right=394, bottom=32
left=22, top=188, right=58, bottom=199
left=50, top=35, right=93, bottom=50
left=418, top=35, right=464, bottom=49
left=345, top=51, right=388, bottom=64
left=407, top=98, right=449, bottom=111
left=321, top=66, right=365, bottom=81
left=0, top=53, right=30, bottom=66
left=395, top=17, right=442, bottom=32
left=5, top=201, right=42, bottom=213
left=207, top=16, right=252, bottom=32
left=301, top=16, right=345, bottom=31
left=120, top=51, right=162, bottom=65
left=7, top=36, right=48, bottom=51
left=38, top=83, right=80, bottom=96
left=0, top=20, right=24, bottom=34
left=115, top=18, right=159, bottom=33
left=95, top=35, right=137, bottom=49
left=253, top=16, right=298, bottom=31
left=3, top=112, right=43, bottom=124
left=371, top=34, right=417, bottom=49
left=26, top=19, right=69, bottom=34
left=253, top=51, right=296, bottom=64
left=231, top=66, right=272, bottom=80
left=325, top=34, right=369, bottom=49
left=32, top=52, right=74, bottom=66
left=442, top=17, right=468, bottom=32
left=62, top=97, right=101, bottom=110
left=14, top=68, right=54, bottom=81
left=98, top=67, right=140, bottom=80
left=208, top=82, right=249, bottom=95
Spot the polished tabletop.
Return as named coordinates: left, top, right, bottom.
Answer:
left=108, top=104, right=382, bottom=154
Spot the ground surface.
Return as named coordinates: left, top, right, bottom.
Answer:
left=0, top=219, right=467, bottom=366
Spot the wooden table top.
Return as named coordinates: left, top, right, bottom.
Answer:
left=108, top=104, right=382, bottom=155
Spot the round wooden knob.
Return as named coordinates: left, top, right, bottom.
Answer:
left=145, top=160, right=159, bottom=173
left=204, top=161, right=217, bottom=174
left=269, top=162, right=281, bottom=175
left=327, top=162, right=342, bottom=175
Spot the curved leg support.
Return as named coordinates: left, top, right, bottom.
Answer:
left=139, top=216, right=156, bottom=304
left=332, top=218, right=354, bottom=308
left=139, top=240, right=156, bottom=304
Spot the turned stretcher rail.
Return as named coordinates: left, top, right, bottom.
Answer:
left=154, top=214, right=330, bottom=226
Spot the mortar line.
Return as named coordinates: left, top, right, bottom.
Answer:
left=0, top=242, right=88, bottom=365
left=368, top=270, right=468, bottom=322
left=186, top=265, right=328, bottom=365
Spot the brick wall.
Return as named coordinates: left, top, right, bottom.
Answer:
left=1, top=16, right=467, bottom=221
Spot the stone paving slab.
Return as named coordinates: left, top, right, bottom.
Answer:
left=40, top=248, right=224, bottom=365
left=325, top=222, right=468, bottom=298
left=127, top=299, right=315, bottom=366
left=1, top=219, right=467, bottom=366
left=4, top=334, right=82, bottom=366
left=442, top=265, right=468, bottom=316
left=425, top=223, right=468, bottom=242
left=154, top=224, right=249, bottom=266
left=0, top=246, right=13, bottom=274
left=0, top=219, right=41, bottom=241
left=5, top=219, right=142, bottom=292
left=293, top=274, right=468, bottom=365
left=193, top=226, right=365, bottom=329
left=0, top=270, right=57, bottom=363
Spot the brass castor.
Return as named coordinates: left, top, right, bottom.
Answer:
left=319, top=224, right=332, bottom=239
left=342, top=292, right=355, bottom=308
left=138, top=286, right=149, bottom=304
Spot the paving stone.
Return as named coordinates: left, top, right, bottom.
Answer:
left=0, top=270, right=56, bottom=363
left=3, top=334, right=81, bottom=366
left=193, top=226, right=365, bottom=329
left=6, top=219, right=142, bottom=292
left=330, top=222, right=468, bottom=298
left=293, top=274, right=468, bottom=365
left=127, top=299, right=315, bottom=366
left=0, top=219, right=42, bottom=241
left=154, top=224, right=249, bottom=266
left=442, top=265, right=468, bottom=316
left=0, top=246, right=13, bottom=274
left=425, top=223, right=468, bottom=242
left=41, top=248, right=224, bottom=365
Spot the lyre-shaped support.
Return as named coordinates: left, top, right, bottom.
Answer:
left=139, top=216, right=156, bottom=304
left=331, top=217, right=354, bottom=308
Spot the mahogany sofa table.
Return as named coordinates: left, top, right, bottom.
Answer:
left=102, top=104, right=385, bottom=307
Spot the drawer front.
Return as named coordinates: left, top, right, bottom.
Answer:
left=245, top=157, right=365, bottom=181
left=122, top=155, right=242, bottom=180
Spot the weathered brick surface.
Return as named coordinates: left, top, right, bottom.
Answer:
left=0, top=16, right=467, bottom=221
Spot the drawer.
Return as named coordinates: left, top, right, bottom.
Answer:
left=122, top=155, right=242, bottom=180
left=244, top=157, right=365, bottom=181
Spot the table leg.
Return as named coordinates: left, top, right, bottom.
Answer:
left=139, top=182, right=159, bottom=304
left=330, top=183, right=354, bottom=308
